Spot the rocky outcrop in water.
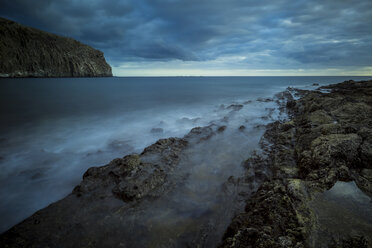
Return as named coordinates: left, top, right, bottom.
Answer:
left=221, top=80, right=372, bottom=248
left=0, top=137, right=189, bottom=247
left=0, top=18, right=112, bottom=77
left=0, top=124, right=238, bottom=247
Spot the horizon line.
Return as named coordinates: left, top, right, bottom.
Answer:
left=111, top=75, right=372, bottom=78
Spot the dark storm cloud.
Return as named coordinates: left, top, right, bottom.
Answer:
left=1, top=0, right=372, bottom=68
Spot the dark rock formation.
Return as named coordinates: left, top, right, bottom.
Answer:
left=227, top=104, right=244, bottom=111
left=217, top=125, right=227, bottom=132
left=76, top=138, right=187, bottom=202
left=0, top=137, right=188, bottom=247
left=0, top=17, right=112, bottom=77
left=0, top=122, right=233, bottom=247
left=220, top=80, right=372, bottom=248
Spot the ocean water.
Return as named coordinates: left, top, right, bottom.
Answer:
left=0, top=76, right=371, bottom=234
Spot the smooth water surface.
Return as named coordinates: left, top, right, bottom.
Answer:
left=310, top=181, right=372, bottom=248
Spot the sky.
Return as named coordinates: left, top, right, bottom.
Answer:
left=1, top=0, right=372, bottom=76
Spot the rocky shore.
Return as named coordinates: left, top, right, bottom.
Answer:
left=0, top=80, right=371, bottom=247
left=221, top=80, right=372, bottom=248
left=0, top=18, right=112, bottom=77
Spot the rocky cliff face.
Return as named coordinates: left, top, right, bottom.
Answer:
left=0, top=18, right=112, bottom=77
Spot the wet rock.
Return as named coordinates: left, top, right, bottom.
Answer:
left=361, top=169, right=372, bottom=180
left=227, top=104, right=244, bottom=111
left=309, top=133, right=362, bottom=167
left=280, top=120, right=295, bottom=132
left=286, top=100, right=297, bottom=109
left=220, top=179, right=311, bottom=248
left=275, top=90, right=294, bottom=103
left=177, top=117, right=200, bottom=124
left=0, top=136, right=189, bottom=247
left=360, top=141, right=372, bottom=168
left=3, top=116, right=247, bottom=246
left=220, top=80, right=372, bottom=248
left=257, top=97, right=273, bottom=102
left=307, top=109, right=333, bottom=125
left=278, top=236, right=293, bottom=247
left=217, top=126, right=227, bottom=132
left=330, top=236, right=368, bottom=248
left=254, top=124, right=266, bottom=129
left=184, top=126, right=215, bottom=142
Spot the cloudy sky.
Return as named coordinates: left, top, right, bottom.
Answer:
left=1, top=0, right=372, bottom=76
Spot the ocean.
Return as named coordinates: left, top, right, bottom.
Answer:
left=0, top=76, right=371, bottom=233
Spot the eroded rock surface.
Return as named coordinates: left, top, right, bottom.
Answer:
left=0, top=137, right=189, bottom=247
left=0, top=122, right=256, bottom=247
left=220, top=80, right=372, bottom=248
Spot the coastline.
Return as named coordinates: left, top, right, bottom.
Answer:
left=221, top=80, right=372, bottom=248
left=1, top=80, right=371, bottom=247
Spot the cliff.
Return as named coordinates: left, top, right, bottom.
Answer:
left=0, top=17, right=112, bottom=77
